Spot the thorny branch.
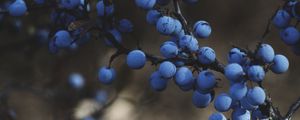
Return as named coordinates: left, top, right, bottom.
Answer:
left=0, top=0, right=299, bottom=119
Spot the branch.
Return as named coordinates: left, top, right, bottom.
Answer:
left=285, top=97, right=300, bottom=119
left=172, top=0, right=192, bottom=35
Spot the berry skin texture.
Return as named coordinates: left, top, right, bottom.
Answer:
left=8, top=0, right=27, bottom=17
left=118, top=19, right=133, bottom=33
left=98, top=67, right=116, bottom=84
left=149, top=71, right=168, bottom=91
left=126, top=50, right=147, bottom=69
left=156, top=16, right=176, bottom=35
left=135, top=0, right=156, bottom=10
left=246, top=87, right=266, bottom=106
left=229, top=83, right=247, bottom=101
left=247, top=65, right=265, bottom=82
left=228, top=48, right=247, bottom=64
left=173, top=19, right=182, bottom=35
left=256, top=44, right=275, bottom=63
left=96, top=0, right=114, bottom=17
left=192, top=91, right=212, bottom=108
left=271, top=54, right=289, bottom=74
left=197, top=70, right=216, bottom=91
left=224, top=63, right=244, bottom=82
left=198, top=47, right=216, bottom=64
left=193, top=21, right=212, bottom=39
left=146, top=10, right=161, bottom=25
left=214, top=93, right=232, bottom=112
left=160, top=41, right=179, bottom=58
left=231, top=108, right=251, bottom=120
left=208, top=112, right=227, bottom=120
left=54, top=30, right=72, bottom=48
left=272, top=9, right=291, bottom=28
left=159, top=61, right=177, bottom=78
left=179, top=35, right=199, bottom=52
left=175, top=67, right=194, bottom=88
left=280, top=26, right=300, bottom=45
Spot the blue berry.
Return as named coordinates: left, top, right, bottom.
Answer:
left=135, top=0, right=156, bottom=10
left=247, top=65, right=265, bottom=82
left=160, top=41, right=179, bottom=58
left=256, top=44, right=275, bottom=63
left=193, top=21, right=212, bottom=39
left=96, top=0, right=114, bottom=17
left=173, top=19, right=182, bottom=35
left=118, top=19, right=133, bottom=33
left=229, top=83, right=247, bottom=101
left=197, top=70, right=216, bottom=91
left=214, top=93, right=232, bottom=112
left=208, top=112, right=227, bottom=120
left=156, top=16, right=176, bottom=35
left=228, top=48, right=247, bottom=64
left=192, top=91, right=212, bottom=108
left=272, top=9, right=291, bottom=28
left=8, top=0, right=27, bottom=17
left=149, top=71, right=168, bottom=91
left=271, top=54, right=289, bottom=74
left=179, top=35, right=199, bottom=52
left=127, top=50, right=147, bottom=69
left=280, top=26, right=300, bottom=45
left=159, top=61, right=176, bottom=78
left=231, top=108, right=251, bottom=120
left=246, top=87, right=266, bottom=106
left=54, top=30, right=72, bottom=48
left=146, top=10, right=161, bottom=25
left=224, top=63, right=245, bottom=82
left=174, top=29, right=185, bottom=39
left=69, top=73, right=85, bottom=89
left=198, top=47, right=216, bottom=64
left=175, top=67, right=194, bottom=89
left=98, top=67, right=116, bottom=84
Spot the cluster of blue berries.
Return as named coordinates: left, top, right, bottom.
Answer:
left=272, top=0, right=300, bottom=55
left=0, top=0, right=294, bottom=119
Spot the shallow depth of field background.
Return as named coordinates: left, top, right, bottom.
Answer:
left=0, top=0, right=300, bottom=120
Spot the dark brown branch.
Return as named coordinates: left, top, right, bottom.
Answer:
left=285, top=97, right=300, bottom=119
left=172, top=0, right=192, bottom=35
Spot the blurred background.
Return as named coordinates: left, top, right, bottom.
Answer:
left=0, top=0, right=299, bottom=120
